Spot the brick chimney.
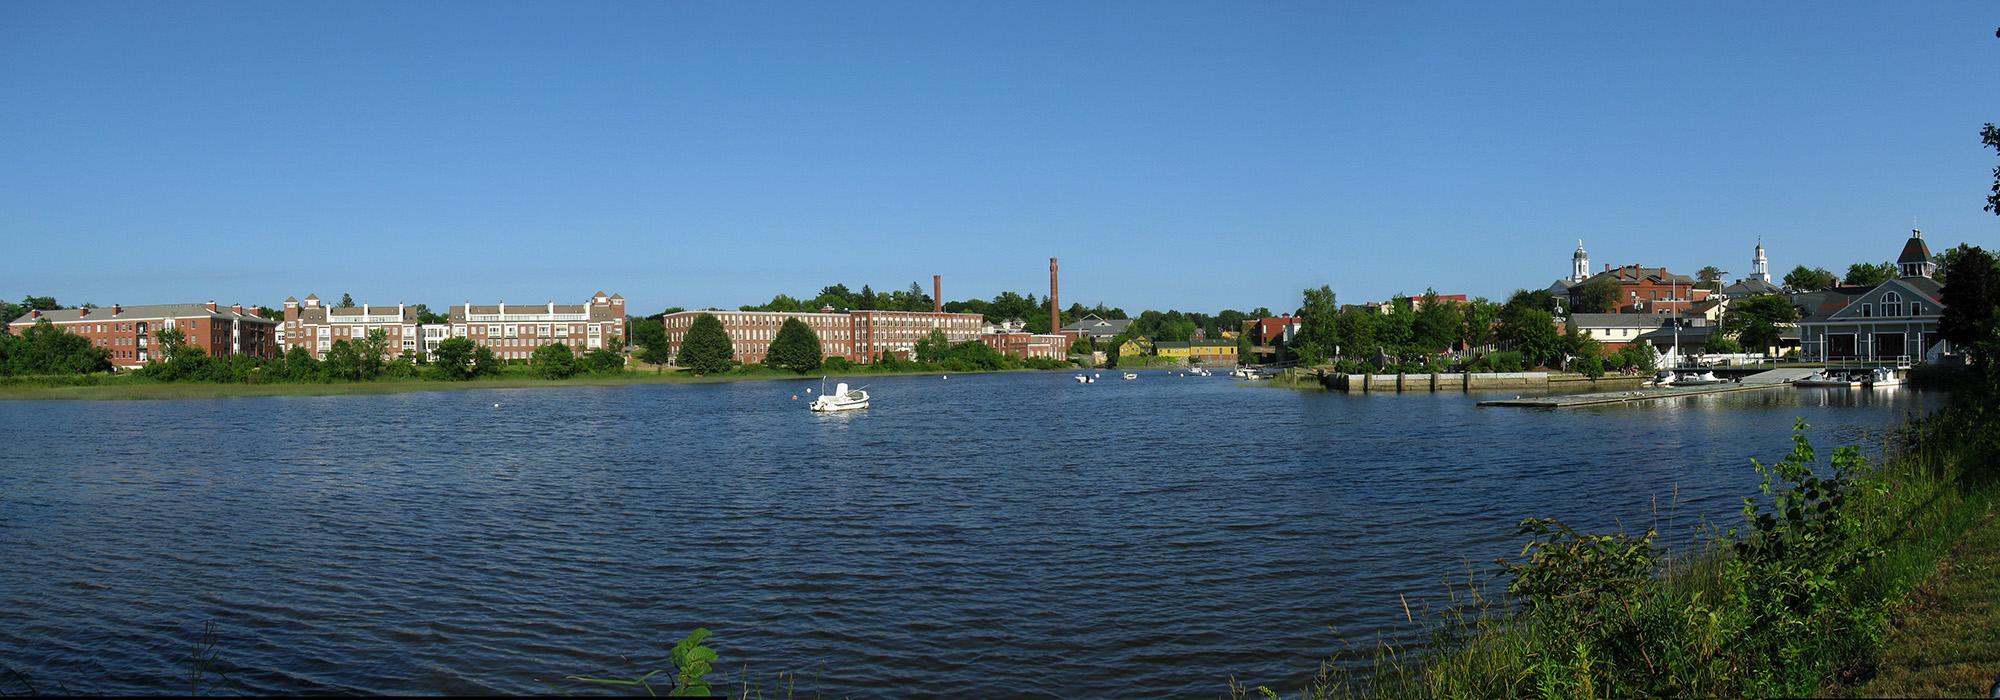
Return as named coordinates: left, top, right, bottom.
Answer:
left=29, top=309, right=40, bottom=319
left=204, top=300, right=217, bottom=313
left=112, top=304, right=123, bottom=316
left=933, top=275, right=942, bottom=313
left=1049, top=257, right=1060, bottom=333
left=230, top=303, right=243, bottom=315
left=78, top=306, right=90, bottom=317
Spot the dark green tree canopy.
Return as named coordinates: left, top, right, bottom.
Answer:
left=1570, top=278, right=1621, bottom=313
left=1938, top=245, right=2000, bottom=369
left=1720, top=294, right=1799, bottom=353
left=1290, top=285, right=1340, bottom=365
left=677, top=313, right=734, bottom=374
left=766, top=317, right=824, bottom=374
left=531, top=342, right=579, bottom=379
left=1783, top=265, right=1837, bottom=292
left=0, top=320, right=113, bottom=376
left=1843, top=262, right=1896, bottom=287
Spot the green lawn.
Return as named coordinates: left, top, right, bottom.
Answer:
left=1839, top=500, right=2000, bottom=698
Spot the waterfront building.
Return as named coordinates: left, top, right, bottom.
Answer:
left=979, top=331, right=1069, bottom=360
left=661, top=308, right=983, bottom=364
left=7, top=301, right=278, bottom=368
left=1561, top=264, right=1711, bottom=314
left=448, top=292, right=628, bottom=362
left=1117, top=336, right=1155, bottom=357
left=1059, top=314, right=1133, bottom=343
left=1154, top=340, right=1239, bottom=365
left=1567, top=313, right=1664, bottom=352
left=281, top=294, right=425, bottom=359
left=1797, top=229, right=1948, bottom=363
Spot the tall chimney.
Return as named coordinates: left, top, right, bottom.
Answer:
left=1049, top=257, right=1060, bottom=333
left=933, top=275, right=942, bottom=313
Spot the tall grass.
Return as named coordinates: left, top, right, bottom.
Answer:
left=1238, top=392, right=2000, bottom=699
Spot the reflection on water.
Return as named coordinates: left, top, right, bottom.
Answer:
left=0, top=376, right=1947, bottom=696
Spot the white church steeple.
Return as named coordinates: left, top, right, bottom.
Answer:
left=1571, top=240, right=1590, bottom=283
left=1752, top=239, right=1769, bottom=283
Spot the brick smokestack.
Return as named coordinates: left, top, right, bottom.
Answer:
left=933, top=275, right=942, bottom=313
left=1049, top=257, right=1060, bottom=334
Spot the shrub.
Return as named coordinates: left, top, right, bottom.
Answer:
left=1572, top=356, right=1605, bottom=378
left=531, top=343, right=580, bottom=379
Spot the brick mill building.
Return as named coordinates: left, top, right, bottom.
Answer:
left=7, top=301, right=278, bottom=368
left=662, top=308, right=986, bottom=364
left=281, top=294, right=426, bottom=359
left=448, top=292, right=627, bottom=361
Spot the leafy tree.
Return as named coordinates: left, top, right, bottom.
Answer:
left=531, top=342, right=580, bottom=379
left=914, top=328, right=950, bottom=364
left=1939, top=245, right=2000, bottom=370
left=1706, top=334, right=1743, bottom=354
left=471, top=345, right=503, bottom=377
left=1560, top=322, right=1602, bottom=364
left=322, top=340, right=365, bottom=381
left=428, top=337, right=480, bottom=380
left=277, top=346, right=322, bottom=382
left=1842, top=262, right=1895, bottom=287
left=1783, top=265, right=1836, bottom=292
left=1571, top=355, right=1605, bottom=378
left=1291, top=285, right=1340, bottom=365
left=255, top=306, right=283, bottom=320
left=338, top=293, right=355, bottom=308
left=0, top=320, right=112, bottom=375
left=1696, top=266, right=1726, bottom=292
left=676, top=313, right=734, bottom=374
left=628, top=318, right=673, bottom=371
left=412, top=303, right=449, bottom=325
left=1461, top=298, right=1500, bottom=350
left=766, top=318, right=824, bottom=374
left=1333, top=307, right=1377, bottom=361
left=1720, top=294, right=1799, bottom=353
left=1411, top=290, right=1463, bottom=352
left=1984, top=122, right=2000, bottom=215
left=1571, top=278, right=1621, bottom=313
left=857, top=285, right=877, bottom=310
left=1499, top=308, right=1561, bottom=368
left=351, top=329, right=389, bottom=378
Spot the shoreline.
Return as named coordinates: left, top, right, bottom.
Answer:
left=0, top=367, right=1058, bottom=401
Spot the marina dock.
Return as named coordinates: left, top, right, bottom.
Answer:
left=1478, top=368, right=1825, bottom=408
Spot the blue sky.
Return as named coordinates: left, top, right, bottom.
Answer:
left=2, top=2, right=1996, bottom=314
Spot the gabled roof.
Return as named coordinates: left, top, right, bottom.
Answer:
left=9, top=303, right=277, bottom=326
left=1579, top=265, right=1698, bottom=287
left=1720, top=278, right=1783, bottom=296
left=1822, top=277, right=1947, bottom=322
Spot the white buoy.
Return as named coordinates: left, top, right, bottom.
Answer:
left=942, top=375, right=948, bottom=380
left=493, top=403, right=500, bottom=408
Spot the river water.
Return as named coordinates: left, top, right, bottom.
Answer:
left=0, top=373, right=1945, bottom=696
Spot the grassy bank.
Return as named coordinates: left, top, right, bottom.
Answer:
left=1234, top=392, right=2000, bottom=699
left=1840, top=500, right=2000, bottom=697
left=0, top=365, right=1055, bottom=400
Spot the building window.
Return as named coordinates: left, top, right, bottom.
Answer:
left=1882, top=292, right=1902, bottom=317
left=1860, top=304, right=1872, bottom=318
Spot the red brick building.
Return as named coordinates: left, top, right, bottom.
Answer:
left=662, top=308, right=984, bottom=364
left=7, top=301, right=278, bottom=368
left=448, top=292, right=627, bottom=361
left=1571, top=264, right=1712, bottom=314
left=978, top=331, right=1069, bottom=360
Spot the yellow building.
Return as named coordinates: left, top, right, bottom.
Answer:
left=1154, top=340, right=1238, bottom=364
left=1118, top=336, right=1155, bottom=356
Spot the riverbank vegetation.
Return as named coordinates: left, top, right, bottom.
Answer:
left=1235, top=386, right=2000, bottom=699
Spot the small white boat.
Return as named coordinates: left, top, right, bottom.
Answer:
left=1649, top=371, right=1676, bottom=387
left=1863, top=367, right=1902, bottom=388
left=1122, top=372, right=1138, bottom=380
left=1794, top=370, right=1859, bottom=388
left=1229, top=367, right=1258, bottom=380
left=1676, top=371, right=1729, bottom=386
left=1073, top=374, right=1090, bottom=384
left=809, top=382, right=870, bottom=412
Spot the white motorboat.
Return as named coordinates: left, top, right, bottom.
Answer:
left=1863, top=367, right=1903, bottom=388
left=1229, top=367, right=1259, bottom=380
left=1649, top=371, right=1676, bottom=387
left=1122, top=372, right=1138, bottom=380
left=809, top=382, right=870, bottom=412
left=1794, top=370, right=1859, bottom=388
left=1073, top=374, right=1090, bottom=384
left=1676, top=371, right=1729, bottom=386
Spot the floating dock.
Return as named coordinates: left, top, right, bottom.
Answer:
left=1478, top=368, right=1825, bottom=408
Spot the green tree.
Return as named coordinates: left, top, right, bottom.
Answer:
left=1461, top=298, right=1500, bottom=350
left=628, top=318, right=673, bottom=371
left=471, top=345, right=503, bottom=377
left=428, top=336, right=480, bottom=380
left=676, top=313, right=734, bottom=374
left=1783, top=265, right=1836, bottom=292
left=322, top=340, right=365, bottom=381
left=1720, top=294, right=1799, bottom=354
left=277, top=346, right=322, bottom=382
left=766, top=317, right=824, bottom=374
left=351, top=328, right=389, bottom=379
left=1411, top=290, right=1463, bottom=352
left=1291, top=285, right=1340, bottom=365
left=1984, top=122, right=1999, bottom=215
left=338, top=293, right=355, bottom=308
left=412, top=303, right=449, bottom=325
left=914, top=328, right=950, bottom=364
left=1939, top=245, right=2000, bottom=370
left=1842, top=262, right=1896, bottom=287
left=1571, top=278, right=1621, bottom=313
left=1499, top=308, right=1561, bottom=368
left=1333, top=308, right=1377, bottom=360
left=531, top=342, right=580, bottom=379
left=1706, top=334, right=1743, bottom=354
left=0, top=320, right=112, bottom=375
left=1696, top=266, right=1726, bottom=292
left=857, top=285, right=877, bottom=310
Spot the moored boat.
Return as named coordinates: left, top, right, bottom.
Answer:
left=1794, top=370, right=1859, bottom=388
left=1863, top=367, right=1903, bottom=388
left=810, top=382, right=870, bottom=412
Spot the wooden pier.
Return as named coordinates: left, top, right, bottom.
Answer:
left=1478, top=368, right=1824, bottom=408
